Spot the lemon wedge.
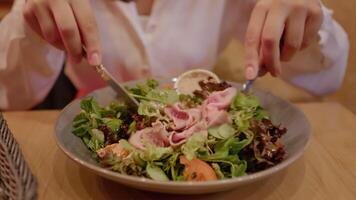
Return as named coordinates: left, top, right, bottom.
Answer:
left=174, top=69, right=220, bottom=95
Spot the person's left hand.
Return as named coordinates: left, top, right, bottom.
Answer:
left=244, top=0, right=323, bottom=80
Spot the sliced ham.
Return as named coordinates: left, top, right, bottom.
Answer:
left=206, top=87, right=237, bottom=110
left=169, top=121, right=208, bottom=146
left=164, top=104, right=201, bottom=130
left=187, top=108, right=201, bottom=126
left=202, top=104, right=231, bottom=128
left=129, top=121, right=170, bottom=150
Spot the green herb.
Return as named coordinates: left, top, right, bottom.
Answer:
left=127, top=79, right=159, bottom=97
left=102, top=118, right=122, bottom=132
left=181, top=133, right=209, bottom=160
left=146, top=163, right=169, bottom=181
left=140, top=144, right=173, bottom=162
left=230, top=93, right=269, bottom=131
left=138, top=101, right=161, bottom=117
left=208, top=124, right=236, bottom=140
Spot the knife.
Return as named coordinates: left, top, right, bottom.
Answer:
left=82, top=47, right=139, bottom=109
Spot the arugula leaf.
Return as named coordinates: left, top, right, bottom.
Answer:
left=166, top=152, right=181, bottom=181
left=80, top=97, right=102, bottom=116
left=72, top=123, right=90, bottom=137
left=146, top=163, right=169, bottom=181
left=72, top=112, right=90, bottom=137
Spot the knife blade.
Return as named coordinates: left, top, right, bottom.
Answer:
left=94, top=64, right=139, bottom=109
left=82, top=47, right=139, bottom=109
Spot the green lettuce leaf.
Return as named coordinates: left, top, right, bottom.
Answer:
left=231, top=160, right=247, bottom=177
left=146, top=89, right=179, bottom=105
left=140, top=144, right=173, bottom=162
left=230, top=110, right=254, bottom=132
left=102, top=118, right=122, bottom=132
left=72, top=112, right=90, bottom=137
left=255, top=107, right=269, bottom=120
left=138, top=101, right=161, bottom=117
left=127, top=79, right=159, bottom=97
left=128, top=121, right=137, bottom=135
left=231, top=93, right=260, bottom=110
left=132, top=89, right=179, bottom=105
left=165, top=152, right=181, bottom=181
left=146, top=163, right=169, bottom=181
left=208, top=124, right=236, bottom=139
left=90, top=129, right=105, bottom=144
left=80, top=97, right=102, bottom=116
left=230, top=93, right=269, bottom=131
left=181, top=133, right=208, bottom=160
left=211, top=163, right=225, bottom=179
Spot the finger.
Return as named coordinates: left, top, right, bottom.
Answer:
left=281, top=10, right=307, bottom=61
left=258, top=65, right=268, bottom=77
left=70, top=0, right=102, bottom=65
left=257, top=47, right=268, bottom=77
left=30, top=0, right=64, bottom=49
left=244, top=3, right=268, bottom=80
left=23, top=2, right=44, bottom=38
left=302, top=5, right=323, bottom=49
left=261, top=6, right=288, bottom=76
left=50, top=0, right=83, bottom=63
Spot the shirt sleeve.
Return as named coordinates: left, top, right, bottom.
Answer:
left=0, top=0, right=65, bottom=110
left=280, top=2, right=349, bottom=96
left=232, top=1, right=349, bottom=97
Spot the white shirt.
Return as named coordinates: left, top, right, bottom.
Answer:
left=0, top=0, right=349, bottom=110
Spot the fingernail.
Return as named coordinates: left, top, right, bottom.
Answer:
left=245, top=65, right=255, bottom=80
left=89, top=52, right=101, bottom=66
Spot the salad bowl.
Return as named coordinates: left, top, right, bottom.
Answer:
left=55, top=80, right=311, bottom=194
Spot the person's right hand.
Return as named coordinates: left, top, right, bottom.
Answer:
left=23, top=0, right=102, bottom=65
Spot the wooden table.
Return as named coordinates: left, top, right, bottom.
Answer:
left=3, top=102, right=356, bottom=200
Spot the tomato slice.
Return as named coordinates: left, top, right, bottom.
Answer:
left=180, top=156, right=218, bottom=181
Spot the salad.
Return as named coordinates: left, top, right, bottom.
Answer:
left=71, top=73, right=287, bottom=181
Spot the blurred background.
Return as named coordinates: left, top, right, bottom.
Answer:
left=0, top=0, right=355, bottom=112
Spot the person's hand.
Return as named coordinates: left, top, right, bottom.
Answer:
left=23, top=0, right=101, bottom=65
left=244, top=0, right=323, bottom=80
